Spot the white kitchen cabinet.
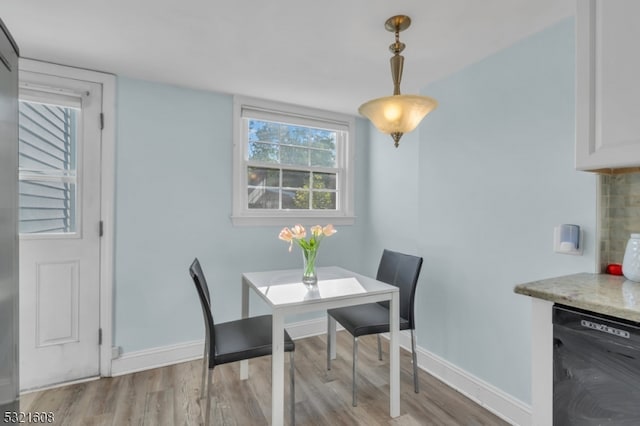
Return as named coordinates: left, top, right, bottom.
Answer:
left=576, top=0, right=640, bottom=171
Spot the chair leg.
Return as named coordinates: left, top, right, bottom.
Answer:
left=377, top=334, right=383, bottom=361
left=200, top=338, right=208, bottom=399
left=411, top=329, right=419, bottom=393
left=290, top=351, right=295, bottom=425
left=327, top=315, right=331, bottom=371
left=205, top=368, right=213, bottom=426
left=352, top=336, right=358, bottom=407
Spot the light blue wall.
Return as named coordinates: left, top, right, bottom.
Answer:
left=114, top=79, right=370, bottom=352
left=361, top=129, right=422, bottom=272
left=365, top=18, right=597, bottom=404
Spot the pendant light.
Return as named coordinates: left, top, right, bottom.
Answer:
left=359, top=15, right=438, bottom=147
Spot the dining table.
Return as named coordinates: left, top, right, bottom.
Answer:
left=240, top=265, right=400, bottom=425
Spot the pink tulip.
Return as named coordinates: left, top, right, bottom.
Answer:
left=311, top=225, right=323, bottom=237
left=322, top=224, right=337, bottom=236
left=279, top=227, right=293, bottom=242
left=291, top=224, right=306, bottom=239
left=279, top=227, right=294, bottom=251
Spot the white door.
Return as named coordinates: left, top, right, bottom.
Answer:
left=18, top=71, right=103, bottom=390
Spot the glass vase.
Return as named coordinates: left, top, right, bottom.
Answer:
left=302, top=247, right=318, bottom=286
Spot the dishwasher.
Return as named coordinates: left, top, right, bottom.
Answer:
left=553, top=304, right=640, bottom=425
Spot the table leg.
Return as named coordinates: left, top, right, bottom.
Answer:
left=272, top=310, right=285, bottom=425
left=240, top=276, right=249, bottom=380
left=328, top=314, right=337, bottom=361
left=389, top=291, right=400, bottom=418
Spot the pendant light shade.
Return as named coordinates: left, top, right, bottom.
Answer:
left=359, top=94, right=437, bottom=139
left=359, top=15, right=438, bottom=147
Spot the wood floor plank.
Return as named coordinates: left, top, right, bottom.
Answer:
left=171, top=361, right=203, bottom=426
left=20, top=332, right=511, bottom=426
left=143, top=389, right=174, bottom=426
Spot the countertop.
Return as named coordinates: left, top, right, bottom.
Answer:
left=514, top=273, right=640, bottom=323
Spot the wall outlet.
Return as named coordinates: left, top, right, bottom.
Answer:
left=111, top=346, right=122, bottom=359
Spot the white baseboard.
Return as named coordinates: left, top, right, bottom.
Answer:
left=385, top=331, right=531, bottom=426
left=418, top=349, right=531, bottom=425
left=110, top=340, right=204, bottom=376
left=109, top=318, right=531, bottom=425
left=287, top=316, right=342, bottom=339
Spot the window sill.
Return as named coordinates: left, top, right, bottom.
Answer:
left=230, top=215, right=356, bottom=227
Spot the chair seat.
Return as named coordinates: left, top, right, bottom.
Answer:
left=214, top=314, right=295, bottom=365
left=328, top=303, right=410, bottom=338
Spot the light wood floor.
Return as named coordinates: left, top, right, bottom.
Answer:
left=21, top=332, right=510, bottom=425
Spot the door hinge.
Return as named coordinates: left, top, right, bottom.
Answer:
left=99, top=220, right=104, bottom=237
left=99, top=328, right=103, bottom=345
left=100, top=113, right=104, bottom=130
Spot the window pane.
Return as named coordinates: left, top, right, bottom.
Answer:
left=19, top=102, right=77, bottom=172
left=19, top=180, right=76, bottom=233
left=248, top=167, right=279, bottom=186
left=312, top=173, right=336, bottom=190
left=311, top=149, right=336, bottom=167
left=282, top=170, right=309, bottom=189
left=280, top=145, right=309, bottom=167
left=19, top=100, right=78, bottom=234
left=248, top=187, right=279, bottom=209
left=249, top=120, right=281, bottom=144
left=248, top=141, right=279, bottom=163
left=312, top=191, right=336, bottom=210
left=283, top=189, right=309, bottom=209
left=282, top=125, right=310, bottom=146
left=309, top=129, right=336, bottom=150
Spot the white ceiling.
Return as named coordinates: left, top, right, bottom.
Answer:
left=0, top=0, right=574, bottom=116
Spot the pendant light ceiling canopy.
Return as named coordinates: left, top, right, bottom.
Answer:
left=358, top=15, right=438, bottom=147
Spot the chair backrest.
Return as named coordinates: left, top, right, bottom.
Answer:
left=376, top=249, right=423, bottom=329
left=189, top=258, right=216, bottom=367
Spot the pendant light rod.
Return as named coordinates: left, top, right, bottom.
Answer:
left=387, top=15, right=409, bottom=96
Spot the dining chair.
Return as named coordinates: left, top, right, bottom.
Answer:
left=189, top=258, right=296, bottom=425
left=326, top=249, right=423, bottom=406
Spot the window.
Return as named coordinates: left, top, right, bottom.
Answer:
left=232, top=96, right=355, bottom=226
left=18, top=94, right=80, bottom=234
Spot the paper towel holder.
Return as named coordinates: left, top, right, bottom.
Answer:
left=554, top=224, right=583, bottom=255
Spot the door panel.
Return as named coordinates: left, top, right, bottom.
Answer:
left=36, top=260, right=79, bottom=346
left=19, top=72, right=102, bottom=390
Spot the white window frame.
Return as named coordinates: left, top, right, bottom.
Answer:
left=232, top=96, right=355, bottom=226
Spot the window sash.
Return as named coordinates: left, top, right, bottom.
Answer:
left=246, top=166, right=339, bottom=211
left=245, top=116, right=339, bottom=168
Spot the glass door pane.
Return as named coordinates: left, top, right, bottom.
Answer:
left=18, top=100, right=78, bottom=234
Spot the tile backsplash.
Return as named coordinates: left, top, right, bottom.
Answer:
left=600, top=172, right=640, bottom=270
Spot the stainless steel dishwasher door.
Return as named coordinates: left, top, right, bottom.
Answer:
left=553, top=305, right=640, bottom=425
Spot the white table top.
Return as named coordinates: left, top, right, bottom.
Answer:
left=242, top=266, right=399, bottom=308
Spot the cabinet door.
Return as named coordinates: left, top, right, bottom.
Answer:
left=576, top=0, right=640, bottom=170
